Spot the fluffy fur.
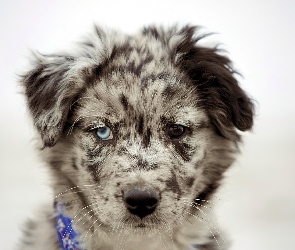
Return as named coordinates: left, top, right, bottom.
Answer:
left=18, top=25, right=254, bottom=250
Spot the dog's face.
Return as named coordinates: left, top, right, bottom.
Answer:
left=22, top=25, right=253, bottom=243
left=68, top=73, right=210, bottom=232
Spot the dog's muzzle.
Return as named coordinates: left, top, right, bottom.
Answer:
left=123, top=188, right=159, bottom=219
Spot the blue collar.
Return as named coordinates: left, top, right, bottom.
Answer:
left=55, top=203, right=199, bottom=250
left=55, top=203, right=83, bottom=250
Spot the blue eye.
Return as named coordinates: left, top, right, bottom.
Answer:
left=96, top=126, right=113, bottom=140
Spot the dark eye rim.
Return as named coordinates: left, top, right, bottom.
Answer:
left=167, top=123, right=189, bottom=139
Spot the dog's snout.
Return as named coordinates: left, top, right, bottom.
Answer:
left=123, top=189, right=159, bottom=219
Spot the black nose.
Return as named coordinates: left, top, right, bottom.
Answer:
left=123, top=189, right=159, bottom=219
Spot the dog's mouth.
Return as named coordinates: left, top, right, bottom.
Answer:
left=124, top=221, right=164, bottom=236
left=120, top=214, right=164, bottom=231
left=135, top=222, right=146, bottom=228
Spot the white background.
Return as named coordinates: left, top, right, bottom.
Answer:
left=1, top=0, right=295, bottom=249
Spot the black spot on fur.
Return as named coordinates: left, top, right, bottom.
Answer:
left=170, top=140, right=192, bottom=162
left=137, top=115, right=144, bottom=135
left=137, top=158, right=148, bottom=169
left=126, top=56, right=154, bottom=76
left=142, top=27, right=160, bottom=39
left=138, top=55, right=153, bottom=69
left=120, top=94, right=129, bottom=110
left=136, top=115, right=151, bottom=147
left=186, top=177, right=195, bottom=187
left=86, top=146, right=103, bottom=159
left=142, top=128, right=151, bottom=148
left=117, top=146, right=129, bottom=156
left=150, top=163, right=159, bottom=170
left=162, top=85, right=179, bottom=100
left=166, top=171, right=181, bottom=195
left=86, top=164, right=100, bottom=183
left=141, top=73, right=170, bottom=89
left=71, top=157, right=78, bottom=170
left=160, top=115, right=170, bottom=125
left=112, top=43, right=134, bottom=58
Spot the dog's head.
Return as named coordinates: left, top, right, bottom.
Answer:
left=22, top=25, right=253, bottom=241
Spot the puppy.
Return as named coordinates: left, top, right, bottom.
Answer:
left=18, top=25, right=253, bottom=250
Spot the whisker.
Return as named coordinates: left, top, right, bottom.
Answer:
left=181, top=197, right=220, bottom=227
left=69, top=96, right=93, bottom=110
left=54, top=186, right=81, bottom=199
left=72, top=205, right=101, bottom=230
left=183, top=210, right=224, bottom=249
left=194, top=198, right=216, bottom=205
left=111, top=214, right=130, bottom=250
left=55, top=190, right=97, bottom=200
left=151, top=216, right=176, bottom=250
left=180, top=196, right=220, bottom=206
left=190, top=201, right=221, bottom=228
left=67, top=107, right=115, bottom=135
left=180, top=196, right=218, bottom=206
left=163, top=224, right=175, bottom=248
left=83, top=211, right=108, bottom=243
left=183, top=200, right=225, bottom=243
left=109, top=213, right=125, bottom=234
left=177, top=213, right=189, bottom=230
left=67, top=115, right=83, bottom=136
left=54, top=185, right=99, bottom=200
left=56, top=195, right=95, bottom=209
left=156, top=228, right=172, bottom=250
left=117, top=224, right=128, bottom=250
left=61, top=201, right=98, bottom=239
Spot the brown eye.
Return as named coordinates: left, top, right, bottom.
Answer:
left=168, top=124, right=186, bottom=139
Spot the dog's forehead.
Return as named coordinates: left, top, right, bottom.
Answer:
left=76, top=33, right=208, bottom=125
left=77, top=72, right=207, bottom=127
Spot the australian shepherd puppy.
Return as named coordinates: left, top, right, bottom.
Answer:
left=18, top=25, right=253, bottom=250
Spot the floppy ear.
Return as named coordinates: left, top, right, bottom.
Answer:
left=21, top=53, right=97, bottom=147
left=21, top=26, right=121, bottom=147
left=172, top=26, right=254, bottom=141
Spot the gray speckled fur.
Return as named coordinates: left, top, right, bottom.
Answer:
left=18, top=25, right=253, bottom=250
